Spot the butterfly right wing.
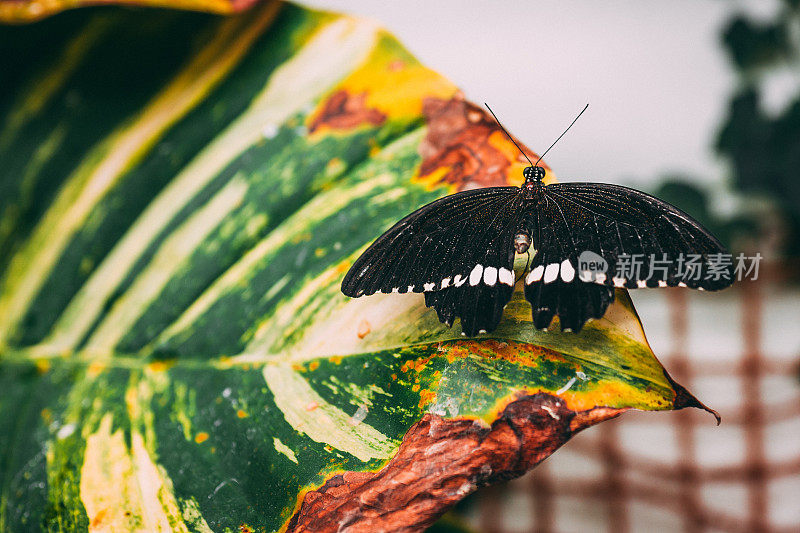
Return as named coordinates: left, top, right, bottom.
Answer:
left=541, top=183, right=733, bottom=290
left=341, top=187, right=524, bottom=335
left=523, top=182, right=733, bottom=332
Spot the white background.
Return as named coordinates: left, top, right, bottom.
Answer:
left=298, top=0, right=767, bottom=191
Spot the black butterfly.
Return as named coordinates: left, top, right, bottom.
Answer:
left=341, top=106, right=734, bottom=336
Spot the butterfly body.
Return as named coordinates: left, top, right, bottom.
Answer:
left=342, top=164, right=733, bottom=336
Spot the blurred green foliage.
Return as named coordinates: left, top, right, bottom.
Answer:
left=721, top=14, right=792, bottom=71
left=653, top=0, right=800, bottom=255
left=717, top=0, right=800, bottom=255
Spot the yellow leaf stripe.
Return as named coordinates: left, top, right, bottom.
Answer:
left=273, top=437, right=299, bottom=464
left=37, top=14, right=379, bottom=354
left=0, top=15, right=111, bottom=152
left=263, top=364, right=398, bottom=462
left=83, top=177, right=249, bottom=353
left=0, top=1, right=281, bottom=348
left=153, top=164, right=408, bottom=353
left=79, top=414, right=207, bottom=532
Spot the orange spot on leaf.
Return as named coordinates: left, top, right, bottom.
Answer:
left=388, top=59, right=405, bottom=72
left=90, top=508, right=108, bottom=528
left=418, top=389, right=436, bottom=409
left=87, top=361, right=106, bottom=377
left=147, top=360, right=173, bottom=372
left=357, top=318, right=371, bottom=339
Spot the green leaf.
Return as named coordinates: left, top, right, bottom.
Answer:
left=0, top=0, right=263, bottom=23
left=0, top=4, right=715, bottom=531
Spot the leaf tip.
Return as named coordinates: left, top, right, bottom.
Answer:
left=664, top=370, right=722, bottom=424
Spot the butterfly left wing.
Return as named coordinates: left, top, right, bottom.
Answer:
left=524, top=182, right=734, bottom=332
left=342, top=187, right=524, bottom=336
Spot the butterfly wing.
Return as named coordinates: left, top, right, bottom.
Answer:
left=524, top=182, right=733, bottom=332
left=342, top=187, right=524, bottom=335
left=524, top=257, right=615, bottom=332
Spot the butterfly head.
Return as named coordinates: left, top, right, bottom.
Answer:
left=523, top=165, right=546, bottom=184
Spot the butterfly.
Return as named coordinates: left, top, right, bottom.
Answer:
left=341, top=105, right=734, bottom=336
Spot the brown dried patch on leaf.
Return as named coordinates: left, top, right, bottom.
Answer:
left=663, top=369, right=722, bottom=424
left=417, top=93, right=544, bottom=190
left=286, top=393, right=623, bottom=532
left=308, top=90, right=387, bottom=134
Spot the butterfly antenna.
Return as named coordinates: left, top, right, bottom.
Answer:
left=534, top=103, right=589, bottom=166
left=484, top=103, right=535, bottom=167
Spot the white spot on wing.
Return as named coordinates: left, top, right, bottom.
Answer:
left=544, top=263, right=559, bottom=283
left=483, top=266, right=498, bottom=286
left=636, top=280, right=647, bottom=288
left=407, top=285, right=415, bottom=292
left=469, top=264, right=484, bottom=286
left=454, top=274, right=466, bottom=287
left=678, top=281, right=687, bottom=288
left=526, top=265, right=544, bottom=284
left=560, top=259, right=575, bottom=282
left=423, top=282, right=435, bottom=291
left=612, top=277, right=626, bottom=287
left=595, top=272, right=607, bottom=284
left=499, top=268, right=515, bottom=286
left=441, top=277, right=451, bottom=288
left=658, top=280, right=667, bottom=287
